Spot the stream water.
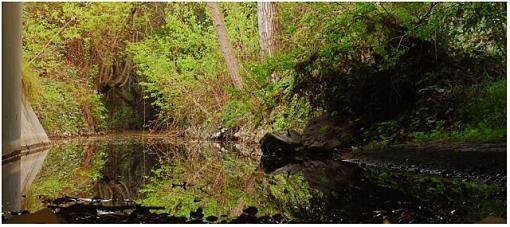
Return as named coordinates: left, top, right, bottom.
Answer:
left=4, top=133, right=506, bottom=223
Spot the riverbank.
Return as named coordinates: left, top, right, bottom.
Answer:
left=341, top=139, right=507, bottom=184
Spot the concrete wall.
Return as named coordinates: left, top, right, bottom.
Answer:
left=2, top=99, right=51, bottom=212
left=20, top=97, right=50, bottom=147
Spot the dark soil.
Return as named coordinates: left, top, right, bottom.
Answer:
left=341, top=140, right=507, bottom=183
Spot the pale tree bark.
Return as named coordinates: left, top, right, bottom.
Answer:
left=208, top=2, right=244, bottom=89
left=257, top=2, right=280, bottom=57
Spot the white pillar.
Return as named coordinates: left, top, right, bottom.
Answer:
left=2, top=2, right=23, bottom=211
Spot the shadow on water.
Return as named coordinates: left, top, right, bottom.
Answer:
left=3, top=133, right=506, bottom=223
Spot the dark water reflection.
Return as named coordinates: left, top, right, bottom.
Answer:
left=9, top=133, right=507, bottom=223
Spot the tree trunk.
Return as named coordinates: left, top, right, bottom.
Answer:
left=208, top=2, right=244, bottom=89
left=257, top=2, right=280, bottom=57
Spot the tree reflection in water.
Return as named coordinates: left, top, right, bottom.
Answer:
left=18, top=135, right=506, bottom=223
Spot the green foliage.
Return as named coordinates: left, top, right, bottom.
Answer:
left=23, top=2, right=132, bottom=135
left=268, top=95, right=313, bottom=132
left=284, top=2, right=505, bottom=144
left=33, top=78, right=85, bottom=135
left=361, top=78, right=505, bottom=144
left=131, top=3, right=257, bottom=130
left=128, top=3, right=228, bottom=128
left=87, top=92, right=108, bottom=130
left=231, top=52, right=315, bottom=132
left=21, top=61, right=42, bottom=103
left=222, top=2, right=259, bottom=61
left=464, top=80, right=506, bottom=130
left=409, top=79, right=506, bottom=142
left=23, top=2, right=506, bottom=143
left=439, top=3, right=506, bottom=60
left=410, top=123, right=506, bottom=142
left=31, top=77, right=107, bottom=135
left=221, top=99, right=252, bottom=128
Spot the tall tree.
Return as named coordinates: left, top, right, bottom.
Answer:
left=208, top=2, right=244, bottom=89
left=257, top=2, right=280, bottom=57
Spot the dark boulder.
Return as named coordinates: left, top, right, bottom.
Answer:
left=206, top=216, right=218, bottom=222
left=259, top=129, right=303, bottom=156
left=302, top=114, right=354, bottom=152
left=189, top=208, right=204, bottom=220
left=260, top=129, right=303, bottom=173
left=243, top=207, right=258, bottom=216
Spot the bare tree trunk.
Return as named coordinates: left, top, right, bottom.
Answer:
left=208, top=2, right=244, bottom=89
left=257, top=2, right=280, bottom=57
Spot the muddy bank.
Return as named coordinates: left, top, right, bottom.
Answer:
left=341, top=140, right=506, bottom=183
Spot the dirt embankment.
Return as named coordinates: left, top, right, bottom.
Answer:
left=341, top=139, right=507, bottom=183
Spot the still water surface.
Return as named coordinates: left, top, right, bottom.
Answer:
left=18, top=133, right=506, bottom=223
